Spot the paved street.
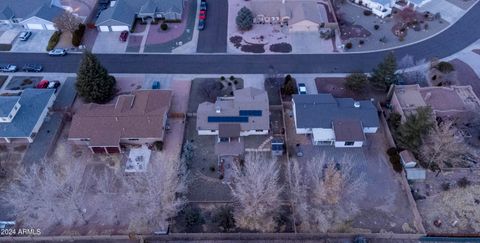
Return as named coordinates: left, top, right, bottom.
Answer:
left=196, top=0, right=228, bottom=53
left=1, top=3, right=479, bottom=74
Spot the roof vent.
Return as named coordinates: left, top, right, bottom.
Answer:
left=110, top=1, right=116, bottom=7
left=354, top=101, right=361, bottom=108
left=215, top=105, right=221, bottom=113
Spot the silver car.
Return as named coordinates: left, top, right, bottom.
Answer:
left=0, top=64, right=18, bottom=72
left=48, top=48, right=67, bottom=56
left=18, top=31, right=32, bottom=41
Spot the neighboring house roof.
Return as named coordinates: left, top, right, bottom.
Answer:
left=68, top=90, right=172, bottom=147
left=96, top=0, right=183, bottom=26
left=333, top=120, right=366, bottom=142
left=0, top=89, right=55, bottom=138
left=393, top=84, right=480, bottom=117
left=0, top=96, right=19, bottom=117
left=250, top=0, right=328, bottom=24
left=0, top=0, right=65, bottom=22
left=293, top=94, right=380, bottom=129
left=197, top=87, right=270, bottom=132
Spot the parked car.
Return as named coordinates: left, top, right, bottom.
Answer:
left=119, top=30, right=128, bottom=42
left=298, top=83, right=307, bottom=94
left=18, top=31, right=32, bottom=41
left=198, top=19, right=206, bottom=30
left=48, top=80, right=61, bottom=91
left=152, top=81, right=160, bottom=89
left=200, top=1, right=207, bottom=11
left=48, top=48, right=67, bottom=56
left=22, top=64, right=43, bottom=72
left=0, top=64, right=17, bottom=72
left=199, top=10, right=206, bottom=20
left=36, top=80, right=49, bottom=88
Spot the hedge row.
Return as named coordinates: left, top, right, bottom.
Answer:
left=72, top=24, right=86, bottom=47
left=46, top=31, right=62, bottom=51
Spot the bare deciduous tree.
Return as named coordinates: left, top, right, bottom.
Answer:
left=54, top=11, right=81, bottom=34
left=126, top=159, right=188, bottom=232
left=420, top=120, right=469, bottom=171
left=288, top=154, right=366, bottom=233
left=3, top=161, right=90, bottom=230
left=231, top=153, right=283, bottom=232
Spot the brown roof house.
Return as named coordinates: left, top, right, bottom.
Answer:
left=390, top=84, right=480, bottom=123
left=250, top=0, right=337, bottom=32
left=69, top=90, right=172, bottom=154
left=196, top=87, right=270, bottom=156
left=292, top=94, right=379, bottom=148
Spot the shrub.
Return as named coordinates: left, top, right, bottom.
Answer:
left=388, top=112, right=402, bottom=130
left=374, top=24, right=380, bottom=30
left=154, top=141, right=163, bottom=151
left=441, top=182, right=450, bottom=191
left=345, top=42, right=353, bottom=49
left=160, top=23, right=168, bottom=31
left=457, top=177, right=471, bottom=188
left=213, top=206, right=235, bottom=231
left=72, top=24, right=86, bottom=47
left=345, top=72, right=368, bottom=92
left=435, top=61, right=454, bottom=73
left=359, top=40, right=365, bottom=45
left=236, top=7, right=254, bottom=31
left=229, top=75, right=235, bottom=80
left=387, top=148, right=403, bottom=173
left=46, top=31, right=62, bottom=51
left=182, top=207, right=204, bottom=230
left=363, top=10, right=372, bottom=16
left=220, top=76, right=226, bottom=81
left=209, top=165, right=216, bottom=172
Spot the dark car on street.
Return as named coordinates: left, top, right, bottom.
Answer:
left=200, top=1, right=207, bottom=11
left=22, top=64, right=43, bottom=72
left=198, top=19, right=206, bottom=30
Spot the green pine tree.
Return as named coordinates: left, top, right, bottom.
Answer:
left=395, top=106, right=435, bottom=152
left=76, top=51, right=116, bottom=103
left=370, top=52, right=397, bottom=91
left=236, top=7, right=254, bottom=31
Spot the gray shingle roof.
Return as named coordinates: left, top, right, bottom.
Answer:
left=0, top=96, right=19, bottom=117
left=0, top=89, right=55, bottom=138
left=96, top=0, right=183, bottom=27
left=0, top=0, right=64, bottom=22
left=293, top=94, right=379, bottom=129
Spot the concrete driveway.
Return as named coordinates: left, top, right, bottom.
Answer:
left=92, top=32, right=128, bottom=53
left=196, top=0, right=228, bottom=53
left=11, top=30, right=54, bottom=53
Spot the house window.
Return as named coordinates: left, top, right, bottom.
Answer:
left=211, top=130, right=216, bottom=132
left=8, top=114, right=12, bottom=119
left=344, top=141, right=355, bottom=146
left=80, top=138, right=90, bottom=141
left=255, top=130, right=263, bottom=132
left=128, top=138, right=139, bottom=141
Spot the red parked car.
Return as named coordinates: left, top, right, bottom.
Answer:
left=36, top=80, right=49, bottom=88
left=199, top=10, right=206, bottom=20
left=119, top=30, right=128, bottom=42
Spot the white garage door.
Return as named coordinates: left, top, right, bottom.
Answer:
left=26, top=24, right=44, bottom=30
left=110, top=25, right=129, bottom=31
left=45, top=24, right=56, bottom=30
left=98, top=25, right=110, bottom=32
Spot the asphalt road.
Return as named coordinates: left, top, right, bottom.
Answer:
left=1, top=2, right=480, bottom=74
left=196, top=0, right=228, bottom=53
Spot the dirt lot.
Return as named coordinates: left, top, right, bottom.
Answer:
left=5, top=76, right=43, bottom=90
left=315, top=77, right=387, bottom=104
left=411, top=169, right=480, bottom=233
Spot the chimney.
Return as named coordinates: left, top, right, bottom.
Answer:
left=215, top=105, right=221, bottom=113
left=354, top=101, right=361, bottom=108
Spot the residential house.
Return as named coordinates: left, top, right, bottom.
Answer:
left=96, top=0, right=184, bottom=32
left=350, top=0, right=432, bottom=18
left=0, top=0, right=65, bottom=30
left=0, top=89, right=56, bottom=143
left=68, top=89, right=172, bottom=154
left=292, top=94, right=379, bottom=147
left=196, top=87, right=270, bottom=155
left=390, top=84, right=480, bottom=123
left=250, top=0, right=338, bottom=32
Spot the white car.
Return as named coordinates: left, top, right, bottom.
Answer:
left=0, top=64, right=17, bottom=72
left=48, top=48, right=67, bottom=56
left=298, top=83, right=307, bottom=94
